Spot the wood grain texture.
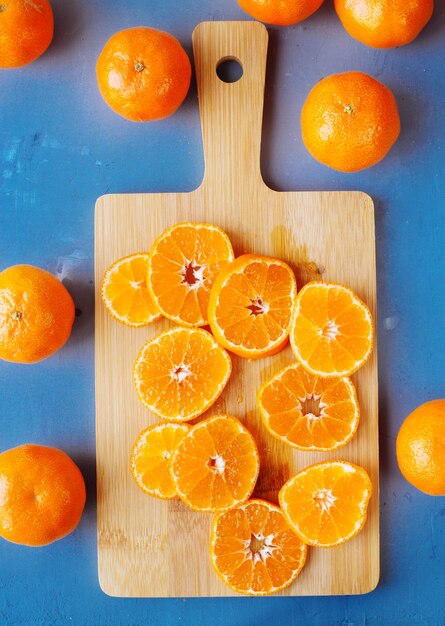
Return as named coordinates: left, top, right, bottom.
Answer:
left=95, top=21, right=379, bottom=597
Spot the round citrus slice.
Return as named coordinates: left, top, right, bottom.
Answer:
left=133, top=328, right=231, bottom=422
left=208, top=254, right=297, bottom=359
left=147, top=222, right=234, bottom=327
left=170, top=415, right=260, bottom=512
left=101, top=253, right=161, bottom=327
left=130, top=423, right=189, bottom=499
left=210, top=499, right=307, bottom=596
left=279, top=461, right=372, bottom=547
left=257, top=362, right=359, bottom=451
left=290, top=282, right=373, bottom=377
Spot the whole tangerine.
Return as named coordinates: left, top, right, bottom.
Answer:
left=0, top=0, right=54, bottom=69
left=301, top=71, right=400, bottom=172
left=238, top=0, right=324, bottom=26
left=96, top=27, right=191, bottom=122
left=396, top=400, right=445, bottom=496
left=0, top=264, right=75, bottom=363
left=335, top=0, right=434, bottom=49
left=0, top=444, right=86, bottom=546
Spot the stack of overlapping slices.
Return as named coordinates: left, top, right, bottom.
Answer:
left=101, top=221, right=374, bottom=596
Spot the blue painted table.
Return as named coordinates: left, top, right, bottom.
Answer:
left=1, top=1, right=444, bottom=624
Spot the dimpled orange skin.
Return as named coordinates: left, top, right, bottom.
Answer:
left=0, top=0, right=54, bottom=69
left=0, top=444, right=86, bottom=546
left=0, top=265, right=75, bottom=363
left=96, top=27, right=192, bottom=122
left=238, top=0, right=324, bottom=26
left=396, top=400, right=445, bottom=496
left=301, top=71, right=400, bottom=173
left=334, top=0, right=434, bottom=49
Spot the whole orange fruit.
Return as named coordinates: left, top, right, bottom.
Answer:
left=0, top=444, right=86, bottom=546
left=301, top=71, right=400, bottom=172
left=238, top=0, right=324, bottom=26
left=0, top=0, right=54, bottom=69
left=96, top=27, right=191, bottom=122
left=0, top=264, right=75, bottom=363
left=396, top=400, right=445, bottom=496
left=335, top=0, right=434, bottom=49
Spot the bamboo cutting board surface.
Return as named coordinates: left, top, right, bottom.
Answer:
left=95, top=21, right=379, bottom=597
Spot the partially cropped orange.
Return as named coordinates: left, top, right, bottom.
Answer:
left=0, top=0, right=54, bottom=69
left=396, top=400, right=445, bottom=496
left=335, top=0, right=433, bottom=49
left=171, top=415, right=260, bottom=512
left=96, top=27, right=191, bottom=122
left=148, top=222, right=234, bottom=327
left=279, top=461, right=372, bottom=547
left=0, top=444, right=86, bottom=546
left=238, top=0, right=324, bottom=26
left=290, top=282, right=373, bottom=377
left=101, top=253, right=161, bottom=327
left=0, top=265, right=75, bottom=363
left=258, top=362, right=359, bottom=451
left=208, top=254, right=297, bottom=359
left=133, top=327, right=231, bottom=422
left=301, top=71, right=400, bottom=172
left=211, top=499, right=307, bottom=595
left=130, top=423, right=189, bottom=500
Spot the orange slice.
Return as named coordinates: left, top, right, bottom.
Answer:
left=279, top=461, right=372, bottom=547
left=208, top=254, right=297, bottom=359
left=170, top=415, right=260, bottom=512
left=133, top=327, right=231, bottom=422
left=147, top=222, right=234, bottom=327
left=257, top=362, right=359, bottom=451
left=101, top=253, right=161, bottom=327
left=130, top=423, right=189, bottom=499
left=210, top=499, right=307, bottom=596
left=290, top=282, right=373, bottom=377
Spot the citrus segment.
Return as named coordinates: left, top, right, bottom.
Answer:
left=279, top=461, right=372, bottom=547
left=171, top=415, right=260, bottom=512
left=208, top=254, right=297, bottom=359
left=258, top=362, right=359, bottom=451
left=133, top=327, right=231, bottom=422
left=101, top=253, right=161, bottom=327
left=210, top=499, right=307, bottom=595
left=147, top=223, right=234, bottom=327
left=290, top=282, right=373, bottom=377
left=130, top=423, right=189, bottom=499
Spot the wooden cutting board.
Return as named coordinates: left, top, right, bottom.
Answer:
left=95, top=21, right=379, bottom=597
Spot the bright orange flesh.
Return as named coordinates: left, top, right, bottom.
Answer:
left=301, top=71, right=400, bottom=172
left=133, top=328, right=231, bottom=422
left=238, top=0, right=324, bottom=26
left=210, top=499, right=307, bottom=595
left=334, top=0, right=433, bottom=49
left=0, top=0, right=54, bottom=69
left=0, top=444, right=86, bottom=546
left=148, top=223, right=234, bottom=327
left=290, top=281, right=373, bottom=377
left=258, top=362, right=359, bottom=451
left=208, top=254, right=297, bottom=359
left=0, top=264, right=75, bottom=363
left=96, top=27, right=191, bottom=122
left=396, top=400, right=445, bottom=496
left=130, top=423, right=189, bottom=500
left=279, top=461, right=372, bottom=547
left=101, top=253, right=161, bottom=327
left=171, top=415, right=260, bottom=512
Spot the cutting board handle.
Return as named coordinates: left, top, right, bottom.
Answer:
left=192, top=21, right=268, bottom=190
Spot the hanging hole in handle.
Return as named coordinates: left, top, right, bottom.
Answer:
left=216, top=57, right=243, bottom=84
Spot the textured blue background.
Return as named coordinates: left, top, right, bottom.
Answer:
left=1, top=0, right=445, bottom=624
